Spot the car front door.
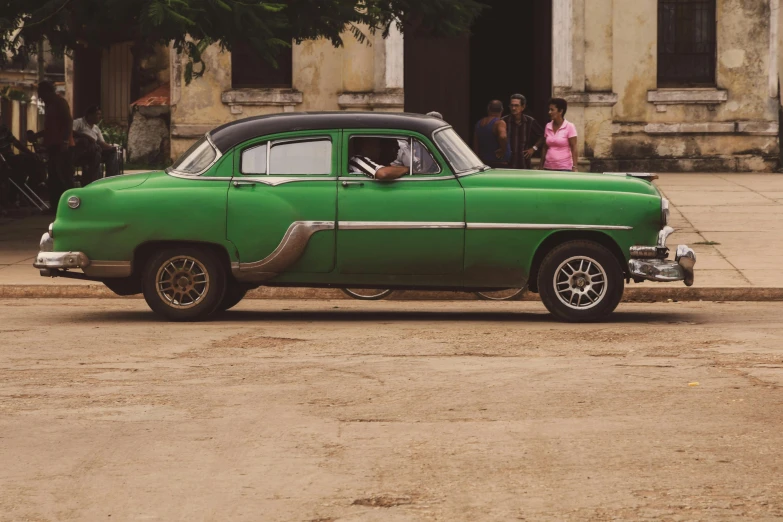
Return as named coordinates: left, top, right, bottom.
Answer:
left=336, top=130, right=465, bottom=284
left=226, top=131, right=338, bottom=281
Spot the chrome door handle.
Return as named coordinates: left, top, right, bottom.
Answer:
left=341, top=181, right=365, bottom=188
left=232, top=181, right=256, bottom=188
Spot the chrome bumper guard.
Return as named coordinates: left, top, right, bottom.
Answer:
left=34, top=231, right=91, bottom=276
left=628, top=226, right=696, bottom=286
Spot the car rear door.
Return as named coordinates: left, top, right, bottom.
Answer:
left=226, top=131, right=338, bottom=280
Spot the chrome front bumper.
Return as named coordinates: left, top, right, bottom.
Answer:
left=628, top=227, right=696, bottom=286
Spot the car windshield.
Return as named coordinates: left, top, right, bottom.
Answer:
left=434, top=128, right=485, bottom=174
left=169, top=136, right=218, bottom=175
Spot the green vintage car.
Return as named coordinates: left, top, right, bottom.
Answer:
left=34, top=112, right=695, bottom=322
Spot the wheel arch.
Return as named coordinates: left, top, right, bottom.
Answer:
left=527, top=231, right=627, bottom=293
left=132, top=240, right=233, bottom=277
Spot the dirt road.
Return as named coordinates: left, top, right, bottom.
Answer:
left=1, top=299, right=782, bottom=521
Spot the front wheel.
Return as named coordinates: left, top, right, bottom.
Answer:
left=142, top=247, right=226, bottom=321
left=537, top=240, right=624, bottom=322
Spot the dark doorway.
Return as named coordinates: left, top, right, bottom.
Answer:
left=405, top=0, right=552, bottom=142
left=72, top=47, right=102, bottom=119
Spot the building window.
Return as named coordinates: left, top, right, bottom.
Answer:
left=231, top=42, right=292, bottom=89
left=658, top=0, right=716, bottom=86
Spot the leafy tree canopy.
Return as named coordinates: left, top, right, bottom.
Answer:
left=0, top=0, right=484, bottom=83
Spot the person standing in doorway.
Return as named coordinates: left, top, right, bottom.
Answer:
left=503, top=94, right=545, bottom=170
left=472, top=100, right=510, bottom=168
left=539, top=97, right=578, bottom=172
left=35, top=81, right=75, bottom=209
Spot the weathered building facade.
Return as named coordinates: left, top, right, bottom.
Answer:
left=166, top=0, right=783, bottom=170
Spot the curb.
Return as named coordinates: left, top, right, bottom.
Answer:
left=1, top=284, right=782, bottom=302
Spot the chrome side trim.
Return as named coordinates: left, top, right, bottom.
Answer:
left=168, top=172, right=337, bottom=185
left=337, top=175, right=456, bottom=183
left=467, top=223, right=634, bottom=231
left=339, top=221, right=466, bottom=230
left=239, top=176, right=335, bottom=186
left=167, top=171, right=230, bottom=182
left=234, top=221, right=335, bottom=281
left=83, top=261, right=133, bottom=278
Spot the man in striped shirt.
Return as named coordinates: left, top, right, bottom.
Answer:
left=349, top=138, right=411, bottom=181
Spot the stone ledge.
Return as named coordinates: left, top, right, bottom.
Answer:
left=338, top=91, right=405, bottom=110
left=221, top=89, right=303, bottom=106
left=648, top=88, right=728, bottom=105
left=612, top=121, right=780, bottom=135
left=736, top=121, right=779, bottom=135
left=645, top=122, right=736, bottom=134
left=171, top=124, right=215, bottom=139
left=561, top=92, right=618, bottom=107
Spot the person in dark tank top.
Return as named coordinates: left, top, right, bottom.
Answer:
left=472, top=100, right=510, bottom=168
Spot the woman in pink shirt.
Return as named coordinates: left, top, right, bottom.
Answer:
left=540, top=97, right=578, bottom=172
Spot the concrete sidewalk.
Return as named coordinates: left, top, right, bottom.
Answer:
left=1, top=173, right=782, bottom=300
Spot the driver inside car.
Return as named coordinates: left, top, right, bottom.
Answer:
left=349, top=137, right=436, bottom=181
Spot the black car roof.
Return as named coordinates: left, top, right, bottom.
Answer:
left=208, top=111, right=449, bottom=153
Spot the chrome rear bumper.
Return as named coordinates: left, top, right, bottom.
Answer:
left=34, top=230, right=131, bottom=278
left=628, top=227, right=696, bottom=286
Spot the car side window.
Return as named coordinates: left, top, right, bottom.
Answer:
left=241, top=137, right=332, bottom=175
left=241, top=143, right=267, bottom=175
left=347, top=136, right=441, bottom=177
left=407, top=139, right=440, bottom=175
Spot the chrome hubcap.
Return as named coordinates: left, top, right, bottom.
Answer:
left=156, top=256, right=210, bottom=309
left=554, top=256, right=607, bottom=310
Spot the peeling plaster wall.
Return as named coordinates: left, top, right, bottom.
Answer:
left=586, top=0, right=780, bottom=171
left=584, top=0, right=613, bottom=92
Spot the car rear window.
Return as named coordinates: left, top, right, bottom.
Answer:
left=170, top=136, right=218, bottom=175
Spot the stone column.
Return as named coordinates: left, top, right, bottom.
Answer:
left=552, top=0, right=574, bottom=92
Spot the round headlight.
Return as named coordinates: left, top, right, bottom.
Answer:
left=661, top=198, right=670, bottom=227
left=67, top=196, right=81, bottom=209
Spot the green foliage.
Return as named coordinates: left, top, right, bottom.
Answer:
left=99, top=122, right=128, bottom=150
left=0, top=0, right=484, bottom=85
left=0, top=86, right=30, bottom=103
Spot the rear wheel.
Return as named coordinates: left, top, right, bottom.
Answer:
left=142, top=247, right=226, bottom=321
left=537, top=240, right=624, bottom=322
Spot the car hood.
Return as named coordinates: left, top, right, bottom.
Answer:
left=82, top=170, right=158, bottom=191
left=460, top=169, right=661, bottom=197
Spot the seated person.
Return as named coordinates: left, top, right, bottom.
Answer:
left=348, top=137, right=438, bottom=180
left=0, top=121, right=42, bottom=210
left=73, top=106, right=119, bottom=182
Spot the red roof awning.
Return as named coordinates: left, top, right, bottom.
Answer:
left=131, top=83, right=170, bottom=107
